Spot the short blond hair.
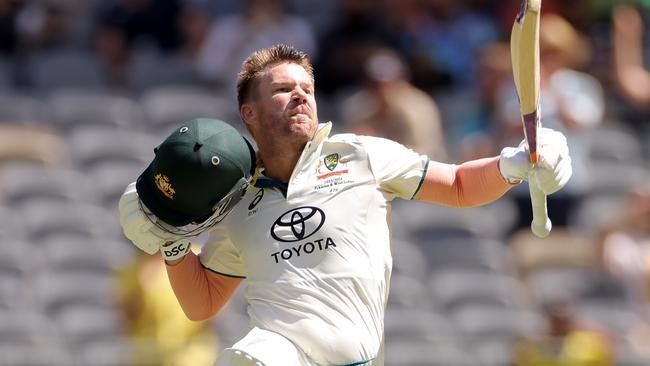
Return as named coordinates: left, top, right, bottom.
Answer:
left=236, top=44, right=314, bottom=107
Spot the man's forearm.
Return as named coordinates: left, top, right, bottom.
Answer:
left=165, top=257, right=186, bottom=266
left=415, top=156, right=514, bottom=208
left=166, top=251, right=241, bottom=321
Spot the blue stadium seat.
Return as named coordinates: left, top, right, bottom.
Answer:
left=416, top=237, right=511, bottom=273
left=140, top=85, right=239, bottom=137
left=86, top=159, right=146, bottom=208
left=0, top=343, right=72, bottom=366
left=429, top=268, right=525, bottom=311
left=20, top=201, right=115, bottom=242
left=449, top=304, right=547, bottom=342
left=0, top=164, right=92, bottom=206
left=384, top=308, right=457, bottom=342
left=40, top=236, right=122, bottom=274
left=390, top=239, right=429, bottom=282
left=127, top=52, right=198, bottom=92
left=0, top=91, right=48, bottom=124
left=47, top=88, right=146, bottom=132
left=67, top=127, right=157, bottom=171
left=387, top=273, right=434, bottom=310
left=385, top=339, right=477, bottom=366
left=74, top=337, right=135, bottom=366
left=54, top=304, right=124, bottom=347
left=30, top=50, right=107, bottom=91
left=31, top=269, right=118, bottom=315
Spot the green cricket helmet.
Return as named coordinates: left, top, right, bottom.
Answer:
left=136, top=118, right=255, bottom=229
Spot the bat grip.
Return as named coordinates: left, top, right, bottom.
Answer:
left=529, top=181, right=551, bottom=237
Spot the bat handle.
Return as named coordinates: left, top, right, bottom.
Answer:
left=529, top=181, right=551, bottom=237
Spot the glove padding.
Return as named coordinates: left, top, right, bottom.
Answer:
left=118, top=182, right=180, bottom=254
left=499, top=127, right=572, bottom=195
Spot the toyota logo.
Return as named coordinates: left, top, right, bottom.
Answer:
left=271, top=206, right=325, bottom=242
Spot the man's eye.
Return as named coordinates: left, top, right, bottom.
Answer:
left=276, top=87, right=291, bottom=92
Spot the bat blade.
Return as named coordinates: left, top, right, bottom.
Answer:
left=511, top=0, right=551, bottom=237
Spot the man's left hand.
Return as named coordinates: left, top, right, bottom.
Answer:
left=499, top=127, right=572, bottom=194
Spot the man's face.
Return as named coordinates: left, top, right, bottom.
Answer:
left=245, top=62, right=319, bottom=147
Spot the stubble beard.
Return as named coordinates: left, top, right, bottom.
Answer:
left=256, top=112, right=318, bottom=156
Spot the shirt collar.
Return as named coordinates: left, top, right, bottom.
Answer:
left=300, top=121, right=332, bottom=165
left=252, top=122, right=332, bottom=195
left=308, top=122, right=332, bottom=151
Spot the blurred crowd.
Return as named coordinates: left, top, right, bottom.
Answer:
left=0, top=0, right=649, bottom=365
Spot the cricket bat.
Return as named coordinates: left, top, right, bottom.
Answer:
left=510, top=0, right=551, bottom=237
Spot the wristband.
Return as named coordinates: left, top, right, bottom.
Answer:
left=161, top=239, right=192, bottom=261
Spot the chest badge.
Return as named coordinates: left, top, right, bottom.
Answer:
left=324, top=153, right=339, bottom=171
left=316, top=153, right=351, bottom=181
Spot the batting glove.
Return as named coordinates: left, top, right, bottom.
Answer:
left=118, top=182, right=181, bottom=254
left=160, top=239, right=193, bottom=261
left=499, top=127, right=572, bottom=194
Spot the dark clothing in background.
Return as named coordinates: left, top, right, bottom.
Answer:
left=97, top=0, right=183, bottom=51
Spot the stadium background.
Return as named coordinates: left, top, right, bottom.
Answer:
left=0, top=0, right=649, bottom=365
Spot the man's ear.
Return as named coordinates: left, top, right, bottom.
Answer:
left=240, top=104, right=255, bottom=127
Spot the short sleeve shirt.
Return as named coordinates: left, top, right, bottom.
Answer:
left=200, top=123, right=428, bottom=365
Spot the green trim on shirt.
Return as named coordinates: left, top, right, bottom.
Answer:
left=201, top=264, right=247, bottom=279
left=340, top=359, right=372, bottom=366
left=254, top=177, right=288, bottom=198
left=410, top=158, right=430, bottom=200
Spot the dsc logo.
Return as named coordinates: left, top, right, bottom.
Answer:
left=162, top=239, right=191, bottom=259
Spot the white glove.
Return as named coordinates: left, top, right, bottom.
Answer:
left=118, top=182, right=181, bottom=255
left=499, top=127, right=572, bottom=195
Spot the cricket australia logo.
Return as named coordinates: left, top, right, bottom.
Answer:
left=154, top=173, right=175, bottom=199
left=316, top=153, right=350, bottom=180
left=324, top=153, right=339, bottom=171
left=271, top=206, right=325, bottom=242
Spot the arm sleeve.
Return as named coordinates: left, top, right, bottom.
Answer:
left=199, top=224, right=247, bottom=278
left=166, top=252, right=242, bottom=321
left=362, top=136, right=430, bottom=201
left=415, top=156, right=514, bottom=208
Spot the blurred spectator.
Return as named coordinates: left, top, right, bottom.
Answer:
left=177, top=2, right=213, bottom=62
left=612, top=3, right=650, bottom=125
left=340, top=47, right=447, bottom=160
left=96, top=0, right=183, bottom=51
left=495, top=13, right=604, bottom=229
left=454, top=41, right=512, bottom=161
left=497, top=13, right=602, bottom=139
left=598, top=182, right=650, bottom=304
left=194, top=0, right=316, bottom=90
left=513, top=302, right=614, bottom=366
left=94, top=0, right=184, bottom=86
left=381, top=0, right=457, bottom=94
left=0, top=0, right=74, bottom=87
left=0, top=0, right=23, bottom=56
left=15, top=0, right=68, bottom=50
left=397, top=0, right=500, bottom=93
left=116, top=250, right=218, bottom=366
left=315, top=0, right=396, bottom=96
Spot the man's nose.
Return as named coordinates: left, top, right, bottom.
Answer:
left=292, top=90, right=308, bottom=104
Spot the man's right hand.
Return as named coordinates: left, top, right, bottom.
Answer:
left=118, top=182, right=180, bottom=254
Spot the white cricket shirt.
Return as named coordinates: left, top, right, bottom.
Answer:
left=200, top=123, right=429, bottom=365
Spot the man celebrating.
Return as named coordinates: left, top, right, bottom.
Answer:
left=119, top=44, right=571, bottom=366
